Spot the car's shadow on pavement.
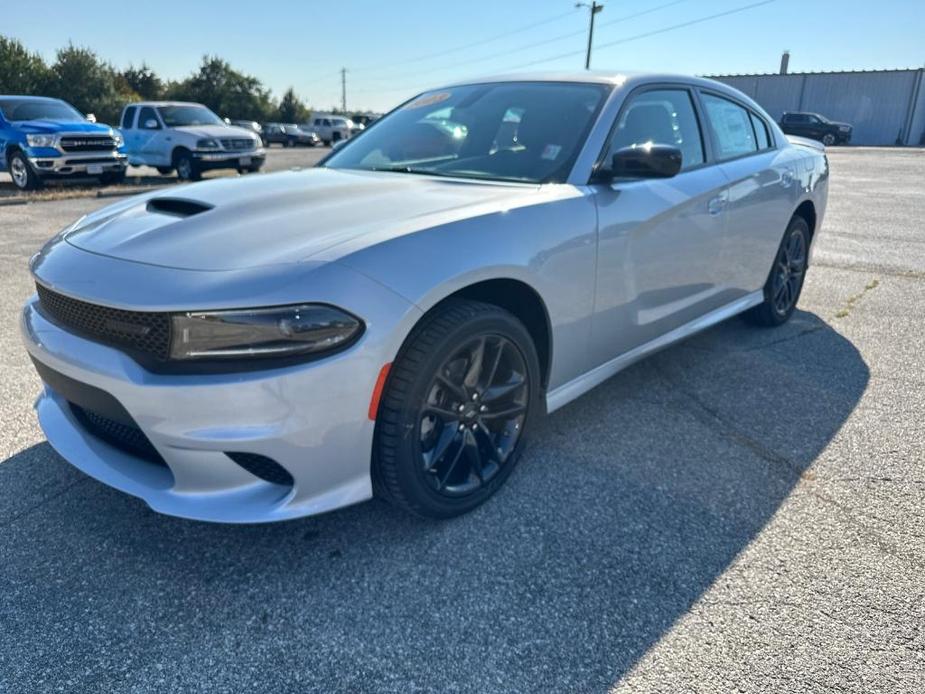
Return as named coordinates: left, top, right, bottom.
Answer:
left=0, top=310, right=868, bottom=693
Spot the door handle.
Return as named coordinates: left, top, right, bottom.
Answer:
left=707, top=195, right=726, bottom=216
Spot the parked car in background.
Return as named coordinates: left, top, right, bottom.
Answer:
left=306, top=115, right=351, bottom=144
left=779, top=112, right=852, bottom=146
left=263, top=123, right=320, bottom=147
left=23, top=72, right=828, bottom=523
left=0, top=96, right=127, bottom=191
left=120, top=101, right=265, bottom=180
left=228, top=119, right=266, bottom=146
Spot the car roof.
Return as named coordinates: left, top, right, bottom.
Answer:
left=126, top=101, right=207, bottom=108
left=0, top=95, right=63, bottom=100
left=438, top=70, right=726, bottom=90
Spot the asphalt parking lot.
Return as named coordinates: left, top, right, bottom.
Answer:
left=0, top=145, right=329, bottom=199
left=0, top=148, right=923, bottom=693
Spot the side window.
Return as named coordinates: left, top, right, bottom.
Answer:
left=121, top=106, right=137, bottom=129
left=607, top=89, right=704, bottom=170
left=701, top=93, right=757, bottom=160
left=323, top=119, right=332, bottom=126
left=138, top=107, right=161, bottom=130
left=750, top=112, right=771, bottom=150
left=807, top=115, right=820, bottom=124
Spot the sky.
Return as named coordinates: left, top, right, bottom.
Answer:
left=3, top=0, right=923, bottom=113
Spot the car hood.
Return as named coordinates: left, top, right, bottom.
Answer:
left=14, top=119, right=114, bottom=135
left=63, top=168, right=547, bottom=271
left=171, top=124, right=257, bottom=139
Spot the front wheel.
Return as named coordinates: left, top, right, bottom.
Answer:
left=8, top=151, right=42, bottom=191
left=373, top=300, right=541, bottom=519
left=99, top=170, right=126, bottom=185
left=822, top=133, right=836, bottom=146
left=174, top=152, right=201, bottom=181
left=744, top=215, right=810, bottom=327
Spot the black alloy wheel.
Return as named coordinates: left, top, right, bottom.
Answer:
left=374, top=299, right=541, bottom=518
left=418, top=334, right=529, bottom=497
left=745, top=215, right=810, bottom=327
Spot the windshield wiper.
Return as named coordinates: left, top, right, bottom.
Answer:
left=372, top=165, right=454, bottom=177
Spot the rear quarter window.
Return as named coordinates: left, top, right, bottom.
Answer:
left=701, top=93, right=758, bottom=161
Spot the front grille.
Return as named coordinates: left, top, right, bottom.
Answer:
left=226, top=452, right=294, bottom=487
left=36, top=284, right=171, bottom=360
left=71, top=404, right=167, bottom=467
left=219, top=138, right=255, bottom=151
left=59, top=135, right=117, bottom=152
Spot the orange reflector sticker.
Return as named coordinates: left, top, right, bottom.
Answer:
left=368, top=363, right=392, bottom=420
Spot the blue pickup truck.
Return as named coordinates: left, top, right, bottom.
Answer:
left=0, top=96, right=127, bottom=191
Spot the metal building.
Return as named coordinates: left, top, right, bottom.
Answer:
left=709, top=68, right=925, bottom=146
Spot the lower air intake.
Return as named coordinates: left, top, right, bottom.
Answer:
left=226, top=452, right=294, bottom=487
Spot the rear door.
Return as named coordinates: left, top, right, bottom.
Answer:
left=590, top=86, right=731, bottom=367
left=699, top=91, right=797, bottom=294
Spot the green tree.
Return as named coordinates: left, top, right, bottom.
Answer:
left=275, top=87, right=309, bottom=123
left=121, top=63, right=164, bottom=101
left=0, top=35, right=52, bottom=94
left=168, top=56, right=274, bottom=121
left=46, top=44, right=136, bottom=124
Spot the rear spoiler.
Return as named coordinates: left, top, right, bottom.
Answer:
left=786, top=134, right=826, bottom=152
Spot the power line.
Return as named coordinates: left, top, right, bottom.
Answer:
left=503, top=0, right=778, bottom=72
left=356, top=0, right=692, bottom=87
left=350, top=0, right=775, bottom=97
left=352, top=8, right=581, bottom=75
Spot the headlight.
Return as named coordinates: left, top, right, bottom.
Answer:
left=169, top=304, right=363, bottom=360
left=839, top=126, right=850, bottom=132
left=196, top=138, right=221, bottom=150
left=112, top=132, right=124, bottom=147
left=26, top=134, right=57, bottom=148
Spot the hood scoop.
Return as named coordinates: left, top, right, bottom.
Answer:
left=145, top=197, right=214, bottom=218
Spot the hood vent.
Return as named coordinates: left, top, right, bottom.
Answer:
left=145, top=197, right=214, bottom=218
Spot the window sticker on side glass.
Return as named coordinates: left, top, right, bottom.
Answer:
left=403, top=92, right=452, bottom=110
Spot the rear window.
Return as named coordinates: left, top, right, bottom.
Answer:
left=121, top=106, right=137, bottom=129
left=701, top=93, right=757, bottom=161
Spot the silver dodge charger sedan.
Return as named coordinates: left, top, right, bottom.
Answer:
left=22, top=72, right=828, bottom=522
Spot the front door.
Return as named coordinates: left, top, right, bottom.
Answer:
left=590, top=87, right=731, bottom=367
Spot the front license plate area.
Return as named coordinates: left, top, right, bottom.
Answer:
left=239, top=157, right=251, bottom=167
left=87, top=164, right=103, bottom=175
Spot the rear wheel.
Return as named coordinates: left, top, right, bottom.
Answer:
left=744, top=215, right=810, bottom=327
left=374, top=299, right=540, bottom=519
left=822, top=133, right=836, bottom=146
left=8, top=151, right=42, bottom=191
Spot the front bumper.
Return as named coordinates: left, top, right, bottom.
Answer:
left=27, top=150, right=127, bottom=176
left=21, top=294, right=389, bottom=523
left=193, top=149, right=267, bottom=169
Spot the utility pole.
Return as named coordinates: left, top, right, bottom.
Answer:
left=577, top=2, right=604, bottom=70
left=341, top=67, right=347, bottom=114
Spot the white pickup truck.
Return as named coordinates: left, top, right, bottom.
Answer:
left=119, top=101, right=266, bottom=180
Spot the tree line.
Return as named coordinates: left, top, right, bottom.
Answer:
left=0, top=35, right=313, bottom=126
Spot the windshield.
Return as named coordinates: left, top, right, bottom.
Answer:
left=324, top=81, right=610, bottom=183
left=0, top=98, right=83, bottom=122
left=157, top=105, right=224, bottom=127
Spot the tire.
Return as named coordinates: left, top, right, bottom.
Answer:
left=156, top=167, right=174, bottom=175
left=247, top=163, right=263, bottom=173
left=374, top=299, right=541, bottom=519
left=99, top=170, right=126, bottom=185
left=284, top=139, right=293, bottom=148
left=8, top=151, right=42, bottom=191
left=822, top=133, right=836, bottom=146
left=174, top=151, right=201, bottom=181
left=744, top=215, right=810, bottom=327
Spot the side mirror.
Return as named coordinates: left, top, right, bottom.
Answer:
left=599, top=143, right=683, bottom=182
left=144, top=119, right=160, bottom=130
left=86, top=113, right=97, bottom=123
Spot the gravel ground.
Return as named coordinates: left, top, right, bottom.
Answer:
left=0, top=148, right=922, bottom=693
